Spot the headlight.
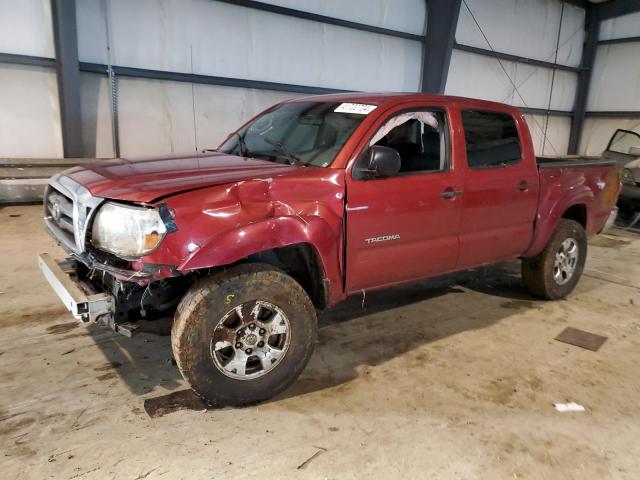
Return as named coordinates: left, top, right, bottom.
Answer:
left=621, top=168, right=635, bottom=185
left=91, top=202, right=167, bottom=257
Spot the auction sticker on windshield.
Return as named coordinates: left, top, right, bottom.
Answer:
left=334, top=103, right=377, bottom=115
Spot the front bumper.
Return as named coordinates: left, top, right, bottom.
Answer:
left=38, top=253, right=114, bottom=323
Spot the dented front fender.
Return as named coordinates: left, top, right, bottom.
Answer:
left=138, top=167, right=347, bottom=304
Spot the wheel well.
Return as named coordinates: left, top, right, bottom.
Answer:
left=245, top=244, right=329, bottom=309
left=561, top=204, right=587, bottom=230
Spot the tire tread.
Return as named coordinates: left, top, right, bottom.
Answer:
left=522, top=219, right=587, bottom=300
left=171, top=263, right=317, bottom=407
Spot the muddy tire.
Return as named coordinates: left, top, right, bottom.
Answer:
left=522, top=219, right=587, bottom=300
left=171, top=263, right=317, bottom=407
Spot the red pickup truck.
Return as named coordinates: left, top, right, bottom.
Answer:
left=39, top=93, right=620, bottom=406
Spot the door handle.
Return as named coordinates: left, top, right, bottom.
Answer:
left=517, top=181, right=531, bottom=191
left=440, top=188, right=463, bottom=199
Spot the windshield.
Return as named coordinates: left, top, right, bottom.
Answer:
left=218, top=101, right=374, bottom=167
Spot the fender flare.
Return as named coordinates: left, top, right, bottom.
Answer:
left=524, top=187, right=593, bottom=258
left=178, top=216, right=344, bottom=303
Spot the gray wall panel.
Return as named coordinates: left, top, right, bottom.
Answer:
left=117, top=77, right=304, bottom=157
left=0, top=0, right=55, bottom=57
left=259, top=0, right=426, bottom=35
left=76, top=0, right=422, bottom=92
left=0, top=64, right=62, bottom=158
left=599, top=11, right=640, bottom=40
left=79, top=72, right=115, bottom=158
left=456, top=0, right=585, bottom=68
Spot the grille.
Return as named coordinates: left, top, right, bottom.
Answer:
left=45, top=188, right=75, bottom=246
left=43, top=175, right=102, bottom=253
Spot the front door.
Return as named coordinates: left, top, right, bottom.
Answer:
left=345, top=107, right=463, bottom=292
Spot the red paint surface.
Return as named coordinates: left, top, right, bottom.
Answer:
left=65, top=93, right=619, bottom=306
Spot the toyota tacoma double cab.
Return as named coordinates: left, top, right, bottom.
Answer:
left=39, top=93, right=621, bottom=406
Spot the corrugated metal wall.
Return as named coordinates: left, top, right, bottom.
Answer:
left=0, top=0, right=62, bottom=158
left=77, top=0, right=425, bottom=158
left=580, top=11, right=640, bottom=155
left=0, top=0, right=611, bottom=160
left=446, top=0, right=585, bottom=156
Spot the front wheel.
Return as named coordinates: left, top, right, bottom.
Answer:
left=171, top=264, right=317, bottom=407
left=522, top=219, right=587, bottom=300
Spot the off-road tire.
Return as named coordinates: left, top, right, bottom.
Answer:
left=171, top=263, right=317, bottom=407
left=522, top=219, right=587, bottom=300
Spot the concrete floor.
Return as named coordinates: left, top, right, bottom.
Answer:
left=1, top=205, right=639, bottom=480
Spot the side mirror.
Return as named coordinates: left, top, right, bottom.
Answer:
left=361, top=146, right=401, bottom=178
left=629, top=146, right=640, bottom=156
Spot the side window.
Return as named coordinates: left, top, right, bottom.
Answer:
left=461, top=110, right=521, bottom=168
left=370, top=110, right=447, bottom=173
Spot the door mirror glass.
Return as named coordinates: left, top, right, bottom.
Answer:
left=361, top=146, right=401, bottom=178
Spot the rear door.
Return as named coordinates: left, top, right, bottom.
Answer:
left=457, top=109, right=539, bottom=268
left=344, top=104, right=463, bottom=292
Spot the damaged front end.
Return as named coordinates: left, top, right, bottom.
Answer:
left=38, top=252, right=189, bottom=336
left=40, top=159, right=347, bottom=335
left=39, top=174, right=188, bottom=336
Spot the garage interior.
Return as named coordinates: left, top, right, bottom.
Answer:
left=1, top=0, right=640, bottom=479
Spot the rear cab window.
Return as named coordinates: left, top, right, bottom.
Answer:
left=461, top=110, right=522, bottom=169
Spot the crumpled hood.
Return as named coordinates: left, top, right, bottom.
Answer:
left=63, top=152, right=297, bottom=203
left=625, top=157, right=640, bottom=182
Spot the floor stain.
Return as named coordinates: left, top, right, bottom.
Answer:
left=482, top=376, right=518, bottom=405
left=62, top=331, right=91, bottom=340
left=500, top=300, right=541, bottom=310
left=93, top=361, right=123, bottom=372
left=526, top=375, right=544, bottom=392
left=590, top=236, right=630, bottom=248
left=1, top=306, right=68, bottom=329
left=0, top=416, right=36, bottom=435
left=96, top=371, right=118, bottom=382
left=46, top=322, right=78, bottom=335
left=0, top=370, right=16, bottom=383
left=143, top=389, right=208, bottom=418
left=41, top=412, right=66, bottom=424
left=4, top=444, right=38, bottom=459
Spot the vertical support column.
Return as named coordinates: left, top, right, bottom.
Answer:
left=51, top=0, right=83, bottom=158
left=421, top=0, right=462, bottom=93
left=568, top=8, right=599, bottom=155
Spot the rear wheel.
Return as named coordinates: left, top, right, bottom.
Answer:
left=522, top=219, right=587, bottom=300
left=171, top=263, right=317, bottom=407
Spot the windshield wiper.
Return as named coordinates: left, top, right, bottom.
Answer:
left=233, top=132, right=250, bottom=157
left=264, top=137, right=302, bottom=166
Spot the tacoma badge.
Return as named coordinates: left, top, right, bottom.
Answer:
left=365, top=234, right=400, bottom=244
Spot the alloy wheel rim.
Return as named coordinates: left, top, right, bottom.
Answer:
left=553, top=238, right=579, bottom=285
left=210, top=300, right=291, bottom=380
